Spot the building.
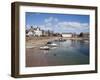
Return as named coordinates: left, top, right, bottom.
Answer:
left=26, top=26, right=42, bottom=37
left=26, top=31, right=34, bottom=36
left=34, top=27, right=42, bottom=37
left=62, top=33, right=73, bottom=38
left=26, top=26, right=35, bottom=37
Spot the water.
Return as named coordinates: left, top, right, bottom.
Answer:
left=42, top=40, right=89, bottom=66
left=26, top=39, right=89, bottom=67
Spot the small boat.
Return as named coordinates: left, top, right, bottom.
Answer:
left=40, top=46, right=50, bottom=50
left=47, top=42, right=58, bottom=47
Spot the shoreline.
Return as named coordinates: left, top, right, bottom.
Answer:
left=26, top=37, right=89, bottom=48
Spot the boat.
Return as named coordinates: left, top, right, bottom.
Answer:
left=47, top=42, right=58, bottom=47
left=40, top=46, right=50, bottom=50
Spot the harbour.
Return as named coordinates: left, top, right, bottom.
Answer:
left=26, top=37, right=89, bottom=67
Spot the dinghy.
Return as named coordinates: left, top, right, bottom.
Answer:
left=47, top=42, right=58, bottom=47
left=40, top=46, right=50, bottom=50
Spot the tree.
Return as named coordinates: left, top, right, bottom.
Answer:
left=79, top=32, right=83, bottom=37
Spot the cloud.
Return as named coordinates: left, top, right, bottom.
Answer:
left=57, top=22, right=89, bottom=30
left=44, top=17, right=53, bottom=23
left=45, top=22, right=52, bottom=27
left=44, top=17, right=58, bottom=23
left=39, top=25, right=53, bottom=31
left=56, top=22, right=89, bottom=33
left=33, top=17, right=89, bottom=33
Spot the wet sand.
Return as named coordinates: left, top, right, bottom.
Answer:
left=26, top=37, right=89, bottom=67
left=26, top=48, right=48, bottom=67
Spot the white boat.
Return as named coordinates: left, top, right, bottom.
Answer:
left=40, top=46, right=50, bottom=50
left=47, top=43, right=57, bottom=47
left=47, top=42, right=58, bottom=47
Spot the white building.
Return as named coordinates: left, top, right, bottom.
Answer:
left=26, top=27, right=42, bottom=37
left=26, top=31, right=33, bottom=36
left=34, top=27, right=42, bottom=36
left=62, top=33, right=73, bottom=38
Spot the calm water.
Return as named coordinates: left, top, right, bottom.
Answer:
left=41, top=40, right=89, bottom=66
left=26, top=40, right=89, bottom=67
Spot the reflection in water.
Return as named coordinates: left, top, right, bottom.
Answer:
left=43, top=50, right=49, bottom=54
left=26, top=40, right=89, bottom=67
left=44, top=40, right=89, bottom=65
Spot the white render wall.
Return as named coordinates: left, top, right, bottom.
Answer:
left=34, top=30, right=42, bottom=36
left=27, top=31, right=33, bottom=36
left=62, top=34, right=72, bottom=37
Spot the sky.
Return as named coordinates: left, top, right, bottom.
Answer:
left=26, top=12, right=90, bottom=34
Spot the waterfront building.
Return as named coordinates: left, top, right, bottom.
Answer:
left=26, top=26, right=42, bottom=37
left=62, top=33, right=73, bottom=38
left=26, top=26, right=35, bottom=37
left=34, top=27, right=42, bottom=37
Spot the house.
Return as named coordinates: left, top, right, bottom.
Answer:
left=34, top=27, right=42, bottom=37
left=62, top=33, right=73, bottom=38
left=26, top=31, right=33, bottom=36
left=26, top=26, right=42, bottom=37
left=26, top=25, right=56, bottom=37
left=26, top=26, right=35, bottom=37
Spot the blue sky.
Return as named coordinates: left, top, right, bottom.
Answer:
left=26, top=12, right=89, bottom=34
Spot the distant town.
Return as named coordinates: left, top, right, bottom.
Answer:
left=26, top=26, right=89, bottom=39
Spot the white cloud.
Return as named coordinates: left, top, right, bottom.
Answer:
left=44, top=17, right=53, bottom=23
left=45, top=22, right=52, bottom=27
left=44, top=17, right=89, bottom=30
left=39, top=25, right=53, bottom=31
left=44, top=17, right=59, bottom=23
left=32, top=16, right=89, bottom=33
left=57, top=21, right=89, bottom=31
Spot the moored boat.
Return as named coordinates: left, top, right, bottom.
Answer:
left=47, top=42, right=58, bottom=47
left=40, top=46, right=50, bottom=50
